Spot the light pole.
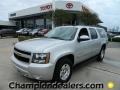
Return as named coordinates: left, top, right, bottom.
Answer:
left=52, top=0, right=55, bottom=29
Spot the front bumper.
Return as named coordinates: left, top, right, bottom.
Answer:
left=11, top=55, right=55, bottom=80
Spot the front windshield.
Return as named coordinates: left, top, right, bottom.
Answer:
left=18, top=29, right=24, bottom=31
left=45, top=27, right=78, bottom=41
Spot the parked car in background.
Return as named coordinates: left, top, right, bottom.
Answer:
left=29, top=28, right=42, bottom=36
left=113, top=35, right=120, bottom=38
left=16, top=28, right=26, bottom=35
left=21, top=28, right=33, bottom=36
left=107, top=32, right=116, bottom=38
left=0, top=29, right=16, bottom=38
left=109, top=35, right=120, bottom=42
left=37, top=29, right=49, bottom=36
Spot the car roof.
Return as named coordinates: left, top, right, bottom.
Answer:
left=0, top=29, right=13, bottom=31
left=56, top=25, right=104, bottom=30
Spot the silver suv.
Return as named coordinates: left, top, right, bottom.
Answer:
left=11, top=26, right=108, bottom=82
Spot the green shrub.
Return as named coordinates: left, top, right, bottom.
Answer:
left=18, top=36, right=41, bottom=41
left=108, top=38, right=111, bottom=41
left=18, top=36, right=32, bottom=41
left=112, top=37, right=120, bottom=42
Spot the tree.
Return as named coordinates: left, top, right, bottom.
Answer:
left=77, top=12, right=102, bottom=25
left=77, top=5, right=102, bottom=25
left=46, top=9, right=102, bottom=26
left=46, top=9, right=74, bottom=26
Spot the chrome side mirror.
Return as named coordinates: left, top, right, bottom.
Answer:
left=78, top=35, right=90, bottom=42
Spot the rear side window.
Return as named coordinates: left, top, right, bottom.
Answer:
left=89, top=28, right=98, bottom=39
left=97, top=29, right=107, bottom=38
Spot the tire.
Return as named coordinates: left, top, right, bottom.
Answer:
left=97, top=47, right=105, bottom=62
left=0, top=34, right=3, bottom=38
left=53, top=58, right=73, bottom=82
left=33, top=34, right=36, bottom=37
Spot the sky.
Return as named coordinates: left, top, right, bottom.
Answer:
left=0, top=0, right=120, bottom=29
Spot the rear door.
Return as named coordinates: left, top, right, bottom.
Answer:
left=5, top=29, right=13, bottom=36
left=89, top=28, right=101, bottom=56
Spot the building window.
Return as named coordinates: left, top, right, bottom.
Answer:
left=46, top=19, right=52, bottom=29
left=15, top=21, right=21, bottom=29
left=35, top=19, right=44, bottom=28
left=21, top=19, right=34, bottom=28
left=26, top=19, right=34, bottom=28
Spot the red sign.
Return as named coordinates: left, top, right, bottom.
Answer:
left=40, top=4, right=52, bottom=11
left=66, top=3, right=73, bottom=9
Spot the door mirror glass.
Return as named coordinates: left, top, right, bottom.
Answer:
left=78, top=35, right=90, bottom=42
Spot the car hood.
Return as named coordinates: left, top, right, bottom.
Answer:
left=15, top=38, right=65, bottom=53
left=16, top=31, right=21, bottom=32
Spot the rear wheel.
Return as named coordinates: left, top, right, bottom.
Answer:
left=0, top=34, right=3, bottom=38
left=53, top=58, right=73, bottom=82
left=97, top=47, right=105, bottom=62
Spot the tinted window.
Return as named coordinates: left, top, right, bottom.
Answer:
left=35, top=19, right=44, bottom=28
left=79, top=28, right=89, bottom=37
left=89, top=28, right=98, bottom=39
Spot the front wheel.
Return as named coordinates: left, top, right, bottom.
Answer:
left=97, top=47, right=105, bottom=62
left=53, top=58, right=73, bottom=82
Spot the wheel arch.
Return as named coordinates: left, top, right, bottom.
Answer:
left=52, top=54, right=74, bottom=81
left=56, top=54, right=74, bottom=65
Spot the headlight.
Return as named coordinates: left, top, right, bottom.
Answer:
left=32, top=53, right=50, bottom=64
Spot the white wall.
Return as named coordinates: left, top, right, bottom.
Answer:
left=9, top=1, right=94, bottom=19
left=0, top=20, right=15, bottom=26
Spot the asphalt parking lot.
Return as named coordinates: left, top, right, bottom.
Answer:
left=0, top=38, right=120, bottom=90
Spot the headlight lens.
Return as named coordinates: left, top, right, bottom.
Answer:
left=32, top=53, right=50, bottom=64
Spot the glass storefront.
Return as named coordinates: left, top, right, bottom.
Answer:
left=15, top=21, right=22, bottom=29
left=15, top=19, right=34, bottom=29
left=46, top=19, right=52, bottom=29
left=35, top=19, right=44, bottom=28
left=24, top=19, right=34, bottom=28
left=14, top=16, right=52, bottom=29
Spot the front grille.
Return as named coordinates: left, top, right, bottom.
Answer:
left=14, top=47, right=31, bottom=55
left=14, top=47, right=31, bottom=63
left=14, top=53, right=29, bottom=63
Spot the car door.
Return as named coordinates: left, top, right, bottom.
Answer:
left=75, top=28, right=93, bottom=64
left=7, top=29, right=13, bottom=36
left=3, top=29, right=8, bottom=36
left=5, top=29, right=11, bottom=36
left=89, top=28, right=101, bottom=56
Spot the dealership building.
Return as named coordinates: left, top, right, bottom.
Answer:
left=9, top=1, right=94, bottom=29
left=0, top=20, right=16, bottom=29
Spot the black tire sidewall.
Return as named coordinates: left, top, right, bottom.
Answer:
left=97, top=47, right=105, bottom=61
left=53, top=58, right=73, bottom=82
left=0, top=34, right=3, bottom=38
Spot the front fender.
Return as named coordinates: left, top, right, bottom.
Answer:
left=52, top=51, right=74, bottom=65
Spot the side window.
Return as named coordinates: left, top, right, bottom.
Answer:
left=97, top=29, right=107, bottom=38
left=89, top=28, right=98, bottom=39
left=79, top=28, right=89, bottom=37
left=78, top=28, right=90, bottom=41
